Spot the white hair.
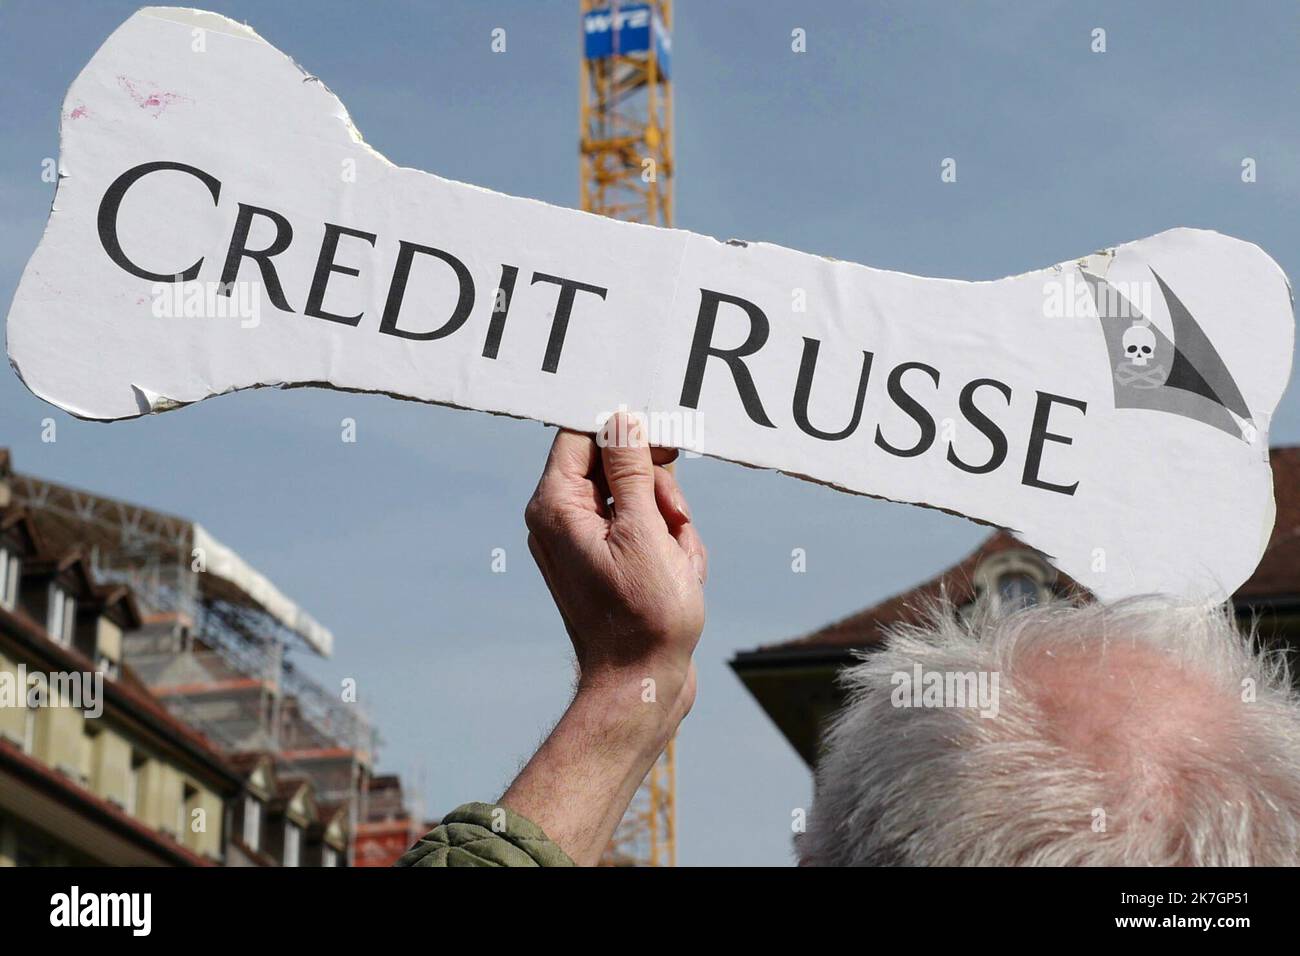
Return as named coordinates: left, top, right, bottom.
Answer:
left=799, top=598, right=1300, bottom=866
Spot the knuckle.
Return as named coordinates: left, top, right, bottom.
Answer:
left=523, top=494, right=552, bottom=534
left=608, top=516, right=655, bottom=555
left=608, top=466, right=654, bottom=495
left=603, top=450, right=650, bottom=483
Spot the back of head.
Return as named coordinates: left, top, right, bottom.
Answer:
left=799, top=598, right=1300, bottom=866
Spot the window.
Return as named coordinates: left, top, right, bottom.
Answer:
left=0, top=549, right=17, bottom=610
left=126, top=753, right=147, bottom=816
left=996, top=572, right=1040, bottom=610
left=283, top=822, right=301, bottom=867
left=242, top=795, right=261, bottom=851
left=179, top=783, right=199, bottom=844
left=322, top=846, right=338, bottom=868
left=47, top=585, right=75, bottom=646
left=82, top=723, right=100, bottom=791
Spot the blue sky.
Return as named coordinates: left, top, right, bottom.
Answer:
left=1, top=0, right=1297, bottom=865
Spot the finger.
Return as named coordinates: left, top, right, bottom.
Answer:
left=532, top=428, right=607, bottom=520
left=544, top=428, right=600, bottom=481
left=671, top=521, right=709, bottom=585
left=653, top=465, right=690, bottom=528
left=650, top=446, right=679, bottom=467
left=599, top=412, right=658, bottom=524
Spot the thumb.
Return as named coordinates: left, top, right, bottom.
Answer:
left=599, top=412, right=658, bottom=524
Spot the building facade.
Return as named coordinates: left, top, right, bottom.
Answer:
left=0, top=448, right=424, bottom=866
left=354, top=774, right=431, bottom=867
left=0, top=454, right=235, bottom=864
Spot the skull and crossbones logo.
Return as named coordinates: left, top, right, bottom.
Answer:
left=1114, top=322, right=1166, bottom=388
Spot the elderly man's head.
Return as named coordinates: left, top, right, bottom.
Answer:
left=800, top=599, right=1300, bottom=865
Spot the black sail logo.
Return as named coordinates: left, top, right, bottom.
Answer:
left=1081, top=268, right=1254, bottom=441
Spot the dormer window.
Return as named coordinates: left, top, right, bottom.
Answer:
left=996, top=572, right=1041, bottom=610
left=972, top=549, right=1054, bottom=616
left=0, top=548, right=18, bottom=610
left=284, top=821, right=301, bottom=867
left=243, top=794, right=262, bottom=851
left=47, top=584, right=75, bottom=646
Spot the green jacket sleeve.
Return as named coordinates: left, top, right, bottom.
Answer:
left=394, top=802, right=576, bottom=867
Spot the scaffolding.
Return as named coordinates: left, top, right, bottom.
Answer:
left=580, top=0, right=677, bottom=867
left=10, top=471, right=376, bottom=860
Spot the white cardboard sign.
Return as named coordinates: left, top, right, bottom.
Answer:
left=6, top=7, right=1294, bottom=603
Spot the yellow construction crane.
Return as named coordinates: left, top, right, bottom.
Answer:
left=579, top=0, right=676, bottom=867
left=580, top=0, right=673, bottom=227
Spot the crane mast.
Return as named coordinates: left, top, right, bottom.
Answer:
left=579, top=0, right=676, bottom=867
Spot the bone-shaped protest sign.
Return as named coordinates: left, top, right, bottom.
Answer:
left=6, top=7, right=1295, bottom=603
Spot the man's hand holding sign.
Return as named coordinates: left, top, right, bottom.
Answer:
left=504, top=415, right=704, bottom=866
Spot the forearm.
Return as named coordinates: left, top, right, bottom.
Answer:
left=498, top=681, right=677, bottom=867
left=491, top=418, right=705, bottom=867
